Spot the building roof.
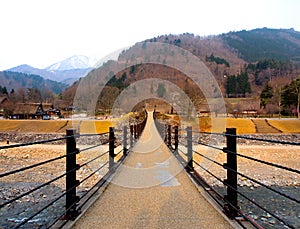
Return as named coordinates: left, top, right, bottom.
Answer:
left=0, top=96, right=8, bottom=104
left=237, top=99, right=260, bottom=111
left=13, top=103, right=54, bottom=114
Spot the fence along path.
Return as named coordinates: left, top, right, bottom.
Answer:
left=73, top=111, right=236, bottom=228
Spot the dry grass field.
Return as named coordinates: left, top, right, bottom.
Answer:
left=198, top=117, right=300, bottom=134
left=268, top=119, right=300, bottom=133
left=198, top=117, right=256, bottom=134
left=0, top=119, right=116, bottom=134
left=79, top=120, right=115, bottom=134
left=1, top=117, right=300, bottom=134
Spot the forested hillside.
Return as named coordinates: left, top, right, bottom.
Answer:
left=59, top=28, right=300, bottom=116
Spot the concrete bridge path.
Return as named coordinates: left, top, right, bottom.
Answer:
left=73, top=111, right=236, bottom=228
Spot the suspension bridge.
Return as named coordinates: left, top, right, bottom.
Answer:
left=0, top=110, right=299, bottom=228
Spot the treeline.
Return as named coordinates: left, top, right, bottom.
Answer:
left=246, top=59, right=294, bottom=86
left=0, top=85, right=8, bottom=95
left=206, top=54, right=230, bottom=67
left=222, top=28, right=300, bottom=62
left=225, top=72, right=251, bottom=97
left=259, top=76, right=300, bottom=116
left=0, top=86, right=55, bottom=103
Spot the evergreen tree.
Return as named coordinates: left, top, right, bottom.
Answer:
left=236, top=72, right=251, bottom=96
left=260, top=83, right=273, bottom=108
left=157, top=83, right=166, bottom=98
left=225, top=75, right=237, bottom=97
left=281, top=77, right=300, bottom=116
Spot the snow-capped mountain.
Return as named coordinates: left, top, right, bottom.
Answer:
left=7, top=55, right=97, bottom=85
left=46, top=55, right=97, bottom=71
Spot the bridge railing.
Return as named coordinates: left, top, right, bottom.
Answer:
left=0, top=116, right=148, bottom=229
left=164, top=124, right=300, bottom=229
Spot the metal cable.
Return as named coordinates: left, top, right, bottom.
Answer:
left=79, top=151, right=109, bottom=168
left=114, top=148, right=123, bottom=156
left=193, top=160, right=295, bottom=229
left=226, top=133, right=300, bottom=146
left=14, top=180, right=78, bottom=229
left=193, top=150, right=300, bottom=204
left=193, top=150, right=223, bottom=167
left=0, top=165, right=79, bottom=208
left=194, top=130, right=300, bottom=146
left=177, top=147, right=187, bottom=156
left=80, top=143, right=108, bottom=152
left=0, top=149, right=78, bottom=178
left=79, top=162, right=109, bottom=186
left=79, top=132, right=109, bottom=137
left=50, top=162, right=111, bottom=228
left=223, top=148, right=300, bottom=174
left=198, top=140, right=224, bottom=151
left=0, top=136, right=71, bottom=150
left=225, top=163, right=300, bottom=204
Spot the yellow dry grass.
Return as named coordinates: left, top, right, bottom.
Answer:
left=198, top=117, right=256, bottom=134
left=0, top=119, right=116, bottom=134
left=225, top=118, right=256, bottom=134
left=0, top=120, right=69, bottom=133
left=79, top=120, right=115, bottom=134
left=268, top=119, right=300, bottom=133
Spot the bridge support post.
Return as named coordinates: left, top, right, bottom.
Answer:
left=167, top=125, right=171, bottom=148
left=164, top=125, right=168, bottom=143
left=65, top=129, right=80, bottom=220
left=134, top=125, right=137, bottom=139
left=130, top=125, right=133, bottom=147
left=123, top=126, right=128, bottom=156
left=186, top=126, right=193, bottom=172
left=174, top=126, right=179, bottom=155
left=223, top=128, right=238, bottom=218
left=109, top=127, right=115, bottom=171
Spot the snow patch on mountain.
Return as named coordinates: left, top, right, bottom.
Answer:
left=45, top=55, right=97, bottom=71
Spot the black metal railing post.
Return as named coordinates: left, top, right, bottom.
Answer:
left=123, top=126, right=128, bottom=156
left=137, top=123, right=141, bottom=138
left=164, top=124, right=167, bottom=143
left=109, top=127, right=115, bottom=171
left=130, top=125, right=134, bottom=147
left=167, top=125, right=171, bottom=148
left=134, top=125, right=137, bottom=139
left=66, top=129, right=80, bottom=220
left=174, top=126, right=179, bottom=155
left=186, top=126, right=193, bottom=172
left=223, top=128, right=238, bottom=218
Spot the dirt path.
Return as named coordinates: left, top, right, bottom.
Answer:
left=73, top=111, right=235, bottom=228
left=251, top=119, right=281, bottom=133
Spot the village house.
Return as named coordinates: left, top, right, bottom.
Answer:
left=0, top=96, right=9, bottom=117
left=10, top=103, right=61, bottom=120
left=235, top=99, right=260, bottom=118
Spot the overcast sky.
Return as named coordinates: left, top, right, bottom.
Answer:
left=0, top=0, right=299, bottom=70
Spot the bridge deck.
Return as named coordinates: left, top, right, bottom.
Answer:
left=73, top=112, right=236, bottom=228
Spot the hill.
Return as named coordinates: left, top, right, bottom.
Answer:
left=0, top=71, right=67, bottom=94
left=144, top=28, right=300, bottom=96
left=221, top=28, right=300, bottom=62
left=61, top=28, right=300, bottom=114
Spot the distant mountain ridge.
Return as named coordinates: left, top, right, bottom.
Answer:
left=221, top=28, right=300, bottom=62
left=7, top=55, right=96, bottom=85
left=0, top=71, right=67, bottom=94
left=4, top=28, right=300, bottom=101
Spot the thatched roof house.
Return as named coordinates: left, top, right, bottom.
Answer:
left=11, top=103, right=60, bottom=119
left=236, top=99, right=261, bottom=117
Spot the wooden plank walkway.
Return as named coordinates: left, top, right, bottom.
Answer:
left=72, top=112, right=238, bottom=228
